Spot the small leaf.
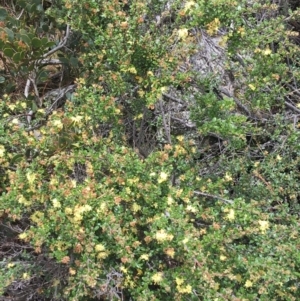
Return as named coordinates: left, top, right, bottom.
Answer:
left=11, top=154, right=23, bottom=164
left=28, top=4, right=38, bottom=13
left=70, top=56, right=78, bottom=67
left=59, top=57, right=69, bottom=64
left=12, top=52, right=22, bottom=63
left=31, top=37, right=42, bottom=48
left=3, top=48, right=14, bottom=58
left=20, top=34, right=31, bottom=46
left=4, top=28, right=14, bottom=41
left=19, top=29, right=28, bottom=35
left=41, top=37, right=49, bottom=46
left=36, top=4, right=44, bottom=12
left=45, top=41, right=55, bottom=48
left=18, top=0, right=27, bottom=9
left=0, top=76, right=5, bottom=83
left=0, top=8, right=8, bottom=21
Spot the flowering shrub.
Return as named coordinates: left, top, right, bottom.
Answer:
left=1, top=0, right=300, bottom=300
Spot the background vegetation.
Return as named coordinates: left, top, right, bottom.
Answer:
left=0, top=0, right=300, bottom=300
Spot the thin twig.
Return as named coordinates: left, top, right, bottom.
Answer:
left=16, top=8, right=24, bottom=20
left=30, top=77, right=41, bottom=107
left=42, top=25, right=71, bottom=58
left=284, top=100, right=300, bottom=114
left=194, top=190, right=233, bottom=204
left=159, top=98, right=172, bottom=144
left=24, top=25, right=71, bottom=100
left=162, top=92, right=184, bottom=104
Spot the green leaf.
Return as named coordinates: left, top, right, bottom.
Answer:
left=45, top=41, right=55, bottom=48
left=69, top=56, right=78, bottom=67
left=17, top=0, right=27, bottom=9
left=0, top=8, right=7, bottom=21
left=20, top=34, right=31, bottom=46
left=4, top=28, right=14, bottom=41
left=40, top=37, right=49, bottom=46
left=12, top=52, right=22, bottom=63
left=28, top=4, right=38, bottom=13
left=0, top=76, right=5, bottom=83
left=19, top=29, right=27, bottom=35
left=42, top=24, right=49, bottom=32
left=3, top=48, right=14, bottom=58
left=27, top=63, right=35, bottom=71
left=59, top=57, right=69, bottom=64
left=11, top=154, right=23, bottom=164
left=31, top=37, right=41, bottom=48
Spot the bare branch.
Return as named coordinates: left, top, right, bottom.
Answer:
left=284, top=100, right=300, bottom=114
left=194, top=190, right=233, bottom=204
left=39, top=59, right=64, bottom=65
left=43, top=24, right=71, bottom=58
left=24, top=25, right=71, bottom=101
left=162, top=92, right=184, bottom=104
left=159, top=98, right=171, bottom=144
left=24, top=79, right=31, bottom=98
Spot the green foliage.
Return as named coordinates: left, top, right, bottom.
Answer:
left=1, top=0, right=300, bottom=300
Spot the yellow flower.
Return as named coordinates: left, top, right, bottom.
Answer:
left=176, top=278, right=184, bottom=286
left=0, top=145, right=5, bottom=157
left=184, top=1, right=196, bottom=12
left=262, top=48, right=272, bottom=55
left=248, top=84, right=256, bottom=91
left=128, top=66, right=137, bottom=74
left=225, top=209, right=235, bottom=221
left=220, top=255, right=227, bottom=261
left=19, top=232, right=27, bottom=240
left=176, top=278, right=192, bottom=293
left=120, top=266, right=128, bottom=273
left=151, top=272, right=163, bottom=284
left=155, top=229, right=168, bottom=242
left=164, top=248, right=175, bottom=258
left=155, top=229, right=173, bottom=242
left=52, top=119, right=63, bottom=129
left=224, top=173, right=233, bottom=181
left=140, top=254, right=149, bottom=261
left=186, top=205, right=197, bottom=213
left=178, top=28, right=189, bottom=40
left=177, top=284, right=192, bottom=294
left=65, top=207, right=73, bottom=215
left=23, top=273, right=30, bottom=280
left=97, top=251, right=109, bottom=259
left=18, top=195, right=32, bottom=206
left=182, top=237, right=189, bottom=244
left=26, top=172, right=36, bottom=185
left=132, top=202, right=141, bottom=212
left=147, top=71, right=154, bottom=76
left=176, top=135, right=184, bottom=142
left=8, top=104, right=16, bottom=110
left=167, top=196, right=174, bottom=205
left=244, top=280, right=253, bottom=288
left=158, top=171, right=168, bottom=183
left=207, top=18, right=220, bottom=36
left=82, top=204, right=92, bottom=212
left=258, top=220, right=269, bottom=233
left=95, top=244, right=105, bottom=252
left=52, top=198, right=61, bottom=208
left=7, top=263, right=15, bottom=268
left=237, top=27, right=245, bottom=37
left=71, top=115, right=83, bottom=124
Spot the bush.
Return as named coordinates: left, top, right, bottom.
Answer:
left=1, top=0, right=300, bottom=300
